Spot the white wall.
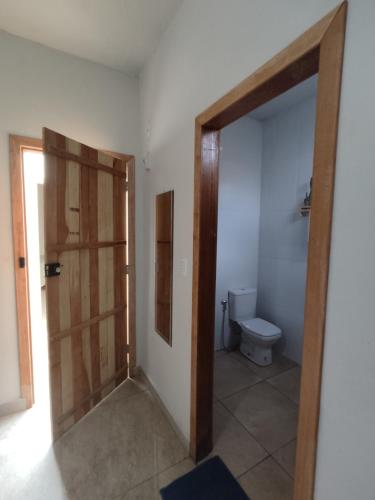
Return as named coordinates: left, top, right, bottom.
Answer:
left=0, top=30, right=141, bottom=407
left=139, top=1, right=375, bottom=498
left=257, top=96, right=316, bottom=364
left=215, top=116, right=262, bottom=350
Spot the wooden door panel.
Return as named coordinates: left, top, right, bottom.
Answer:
left=43, top=128, right=130, bottom=438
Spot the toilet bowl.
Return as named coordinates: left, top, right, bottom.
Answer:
left=239, top=317, right=281, bottom=366
left=228, top=288, right=282, bottom=366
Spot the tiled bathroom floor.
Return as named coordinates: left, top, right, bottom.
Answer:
left=213, top=350, right=301, bottom=500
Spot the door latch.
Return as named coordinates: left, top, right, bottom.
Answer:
left=45, top=262, right=61, bottom=277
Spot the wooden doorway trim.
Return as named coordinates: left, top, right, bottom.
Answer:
left=190, top=3, right=347, bottom=500
left=10, top=135, right=43, bottom=409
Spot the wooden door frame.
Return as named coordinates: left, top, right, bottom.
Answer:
left=190, top=3, right=347, bottom=500
left=10, top=135, right=137, bottom=411
left=10, top=135, right=43, bottom=409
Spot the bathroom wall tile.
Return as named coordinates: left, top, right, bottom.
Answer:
left=239, top=456, right=293, bottom=500
left=222, top=382, right=298, bottom=453
left=257, top=96, right=316, bottom=366
left=210, top=402, right=267, bottom=477
left=272, top=440, right=297, bottom=478
left=214, top=353, right=261, bottom=400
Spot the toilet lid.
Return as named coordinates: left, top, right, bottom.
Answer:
left=240, top=318, right=281, bottom=338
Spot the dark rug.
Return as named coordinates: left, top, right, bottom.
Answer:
left=160, top=456, right=250, bottom=500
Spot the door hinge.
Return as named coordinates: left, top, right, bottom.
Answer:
left=125, top=344, right=130, bottom=353
left=19, top=256, right=26, bottom=269
left=123, top=265, right=131, bottom=275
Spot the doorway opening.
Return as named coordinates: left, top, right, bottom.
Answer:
left=190, top=3, right=347, bottom=500
left=23, top=148, right=51, bottom=428
left=212, top=75, right=317, bottom=497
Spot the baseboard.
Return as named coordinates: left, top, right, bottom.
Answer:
left=135, top=367, right=189, bottom=451
left=0, top=398, right=27, bottom=417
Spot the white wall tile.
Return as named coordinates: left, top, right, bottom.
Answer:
left=257, top=96, right=316, bottom=363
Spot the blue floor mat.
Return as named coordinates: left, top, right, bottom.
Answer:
left=160, top=456, right=250, bottom=500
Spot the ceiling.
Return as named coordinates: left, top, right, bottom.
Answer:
left=250, top=75, right=318, bottom=121
left=0, top=0, right=183, bottom=75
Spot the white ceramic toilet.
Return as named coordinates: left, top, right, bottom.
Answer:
left=228, top=288, right=282, bottom=366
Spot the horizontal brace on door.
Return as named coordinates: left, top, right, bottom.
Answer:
left=49, top=305, right=127, bottom=342
left=46, top=239, right=127, bottom=253
left=44, top=144, right=128, bottom=179
left=56, top=365, right=128, bottom=425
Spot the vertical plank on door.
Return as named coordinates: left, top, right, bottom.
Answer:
left=44, top=129, right=62, bottom=433
left=87, top=147, right=101, bottom=405
left=80, top=149, right=92, bottom=412
left=98, top=152, right=115, bottom=398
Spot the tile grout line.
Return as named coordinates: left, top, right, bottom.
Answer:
left=226, top=350, right=298, bottom=381
left=271, top=436, right=297, bottom=480
left=217, top=355, right=300, bottom=409
left=215, top=363, right=300, bottom=475
left=264, top=378, right=300, bottom=406
left=215, top=399, right=270, bottom=459
left=116, top=456, right=191, bottom=500
left=215, top=377, right=264, bottom=402
left=220, top=391, right=298, bottom=458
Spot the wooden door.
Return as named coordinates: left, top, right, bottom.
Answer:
left=43, top=128, right=134, bottom=438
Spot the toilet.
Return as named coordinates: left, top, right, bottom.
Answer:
left=228, top=288, right=282, bottom=366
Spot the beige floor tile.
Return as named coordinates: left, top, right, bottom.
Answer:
left=239, top=457, right=293, bottom=500
left=8, top=390, right=187, bottom=500
left=272, top=440, right=296, bottom=478
left=210, top=402, right=267, bottom=477
left=122, top=459, right=195, bottom=500
left=103, top=376, right=148, bottom=404
left=230, top=350, right=296, bottom=380
left=158, top=458, right=196, bottom=488
left=123, top=476, right=160, bottom=500
left=214, top=353, right=260, bottom=400
left=222, top=382, right=298, bottom=453
left=267, top=367, right=301, bottom=404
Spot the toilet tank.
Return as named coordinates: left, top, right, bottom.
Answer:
left=228, top=288, right=257, bottom=321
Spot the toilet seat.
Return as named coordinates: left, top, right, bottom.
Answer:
left=240, top=317, right=281, bottom=341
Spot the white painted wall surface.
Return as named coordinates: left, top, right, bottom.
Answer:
left=215, top=116, right=262, bottom=350
left=257, top=96, right=316, bottom=364
left=0, top=30, right=141, bottom=406
left=139, top=1, right=375, bottom=498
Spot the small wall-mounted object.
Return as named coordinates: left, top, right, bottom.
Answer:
left=300, top=205, right=311, bottom=217
left=300, top=176, right=312, bottom=217
left=155, top=190, right=174, bottom=345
